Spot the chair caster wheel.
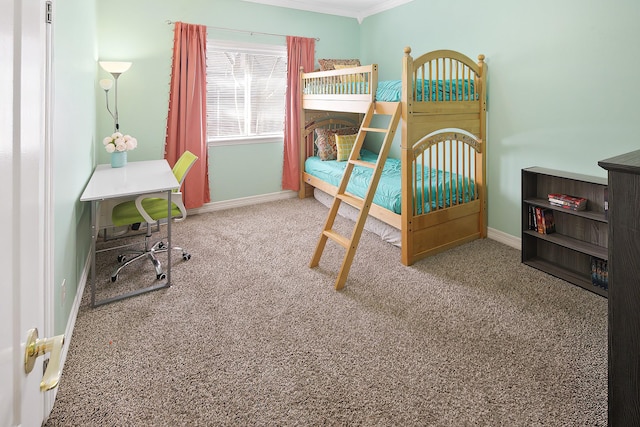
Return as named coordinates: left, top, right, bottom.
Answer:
left=183, top=253, right=191, bottom=261
left=117, top=255, right=126, bottom=263
left=157, top=272, right=166, bottom=280
left=157, top=242, right=166, bottom=249
left=111, top=275, right=118, bottom=282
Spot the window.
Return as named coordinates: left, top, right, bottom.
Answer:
left=206, top=39, right=287, bottom=145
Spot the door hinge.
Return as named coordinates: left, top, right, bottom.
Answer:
left=45, top=1, right=52, bottom=24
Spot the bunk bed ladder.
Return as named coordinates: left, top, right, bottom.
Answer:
left=310, top=101, right=402, bottom=290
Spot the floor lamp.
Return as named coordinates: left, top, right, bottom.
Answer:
left=99, top=61, right=132, bottom=132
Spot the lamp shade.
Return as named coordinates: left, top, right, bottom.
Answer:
left=99, top=61, right=132, bottom=75
left=99, top=78, right=113, bottom=91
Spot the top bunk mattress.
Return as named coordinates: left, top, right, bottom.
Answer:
left=305, top=149, right=475, bottom=214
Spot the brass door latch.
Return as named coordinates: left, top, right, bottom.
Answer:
left=24, top=328, right=65, bottom=391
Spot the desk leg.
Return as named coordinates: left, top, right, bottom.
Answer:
left=90, top=200, right=97, bottom=307
left=166, top=188, right=172, bottom=286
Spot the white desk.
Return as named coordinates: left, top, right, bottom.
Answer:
left=81, top=160, right=180, bottom=307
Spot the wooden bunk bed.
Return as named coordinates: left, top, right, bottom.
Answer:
left=298, top=47, right=487, bottom=266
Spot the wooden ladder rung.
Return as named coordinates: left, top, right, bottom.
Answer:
left=349, top=159, right=375, bottom=169
left=322, top=229, right=350, bottom=248
left=361, top=127, right=387, bottom=133
left=336, top=193, right=364, bottom=209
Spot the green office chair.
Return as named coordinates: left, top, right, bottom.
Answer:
left=110, top=150, right=199, bottom=282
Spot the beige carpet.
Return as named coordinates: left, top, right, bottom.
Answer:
left=46, top=197, right=607, bottom=426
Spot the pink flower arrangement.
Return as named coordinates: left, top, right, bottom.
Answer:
left=103, top=132, right=137, bottom=153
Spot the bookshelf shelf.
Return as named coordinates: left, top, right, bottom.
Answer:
left=522, top=230, right=607, bottom=260
left=521, top=167, right=608, bottom=297
left=523, top=257, right=607, bottom=298
left=523, top=197, right=608, bottom=223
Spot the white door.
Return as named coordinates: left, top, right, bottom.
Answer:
left=0, top=0, right=53, bottom=426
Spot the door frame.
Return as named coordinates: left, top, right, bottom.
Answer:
left=0, top=0, right=54, bottom=425
left=43, top=0, right=56, bottom=415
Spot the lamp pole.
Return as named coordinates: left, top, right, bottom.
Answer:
left=112, top=73, right=122, bottom=132
left=99, top=78, right=116, bottom=132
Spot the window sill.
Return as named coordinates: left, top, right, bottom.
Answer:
left=208, top=136, right=284, bottom=147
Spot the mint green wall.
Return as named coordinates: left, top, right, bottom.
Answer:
left=53, top=0, right=97, bottom=334
left=361, top=0, right=640, bottom=237
left=209, top=143, right=285, bottom=200
left=95, top=0, right=361, bottom=202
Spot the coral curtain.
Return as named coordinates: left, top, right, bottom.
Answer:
left=282, top=36, right=315, bottom=191
left=165, top=21, right=210, bottom=209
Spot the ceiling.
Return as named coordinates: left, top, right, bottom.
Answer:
left=242, top=0, right=414, bottom=23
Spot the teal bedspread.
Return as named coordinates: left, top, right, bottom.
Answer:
left=305, top=149, right=474, bottom=214
left=375, top=79, right=477, bottom=102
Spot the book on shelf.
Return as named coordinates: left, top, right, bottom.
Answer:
left=542, top=208, right=555, bottom=234
left=604, top=187, right=609, bottom=219
left=535, top=207, right=555, bottom=234
left=528, top=205, right=537, bottom=230
left=591, top=257, right=609, bottom=290
left=548, top=193, right=587, bottom=211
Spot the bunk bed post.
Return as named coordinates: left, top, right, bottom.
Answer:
left=400, top=46, right=413, bottom=266
left=477, top=55, right=488, bottom=238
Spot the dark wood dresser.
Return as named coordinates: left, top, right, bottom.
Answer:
left=598, top=149, right=640, bottom=426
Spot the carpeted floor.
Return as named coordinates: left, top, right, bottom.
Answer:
left=45, top=197, right=607, bottom=426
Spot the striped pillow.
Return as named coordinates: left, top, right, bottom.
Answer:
left=335, top=133, right=359, bottom=162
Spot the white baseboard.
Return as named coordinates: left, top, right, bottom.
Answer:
left=47, top=250, right=89, bottom=417
left=488, top=226, right=520, bottom=250
left=188, top=190, right=298, bottom=215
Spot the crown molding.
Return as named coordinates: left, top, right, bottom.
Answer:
left=242, top=0, right=414, bottom=23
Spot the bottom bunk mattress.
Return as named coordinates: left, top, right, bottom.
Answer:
left=313, top=188, right=401, bottom=247
left=305, top=149, right=475, bottom=215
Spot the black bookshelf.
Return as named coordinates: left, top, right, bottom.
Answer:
left=521, top=167, right=608, bottom=297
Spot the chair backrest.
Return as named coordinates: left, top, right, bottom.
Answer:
left=172, top=151, right=199, bottom=188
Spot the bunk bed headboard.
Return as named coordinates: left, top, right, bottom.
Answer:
left=303, top=116, right=362, bottom=141
left=401, top=47, right=487, bottom=146
left=302, top=112, right=362, bottom=157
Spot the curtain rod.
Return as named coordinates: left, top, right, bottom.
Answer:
left=166, top=20, right=319, bottom=41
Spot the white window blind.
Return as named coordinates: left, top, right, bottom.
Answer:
left=206, top=39, right=287, bottom=145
